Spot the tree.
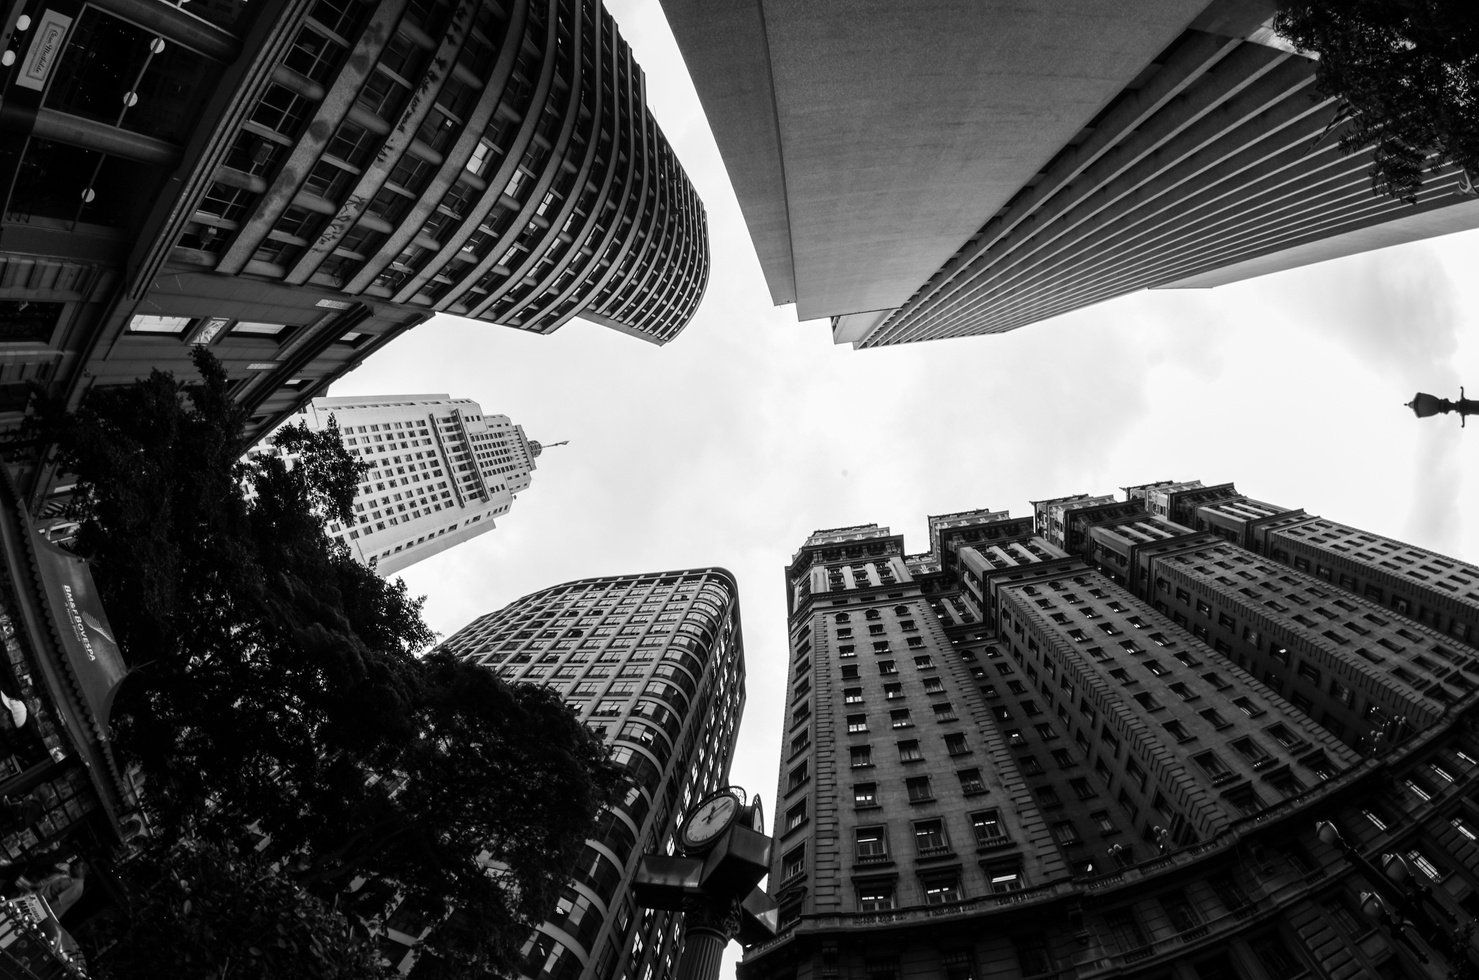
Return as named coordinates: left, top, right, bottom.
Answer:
left=42, top=350, right=619, bottom=977
left=1275, top=0, right=1479, bottom=202
left=87, top=840, right=388, bottom=980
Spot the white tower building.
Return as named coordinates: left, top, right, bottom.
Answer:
left=276, top=394, right=551, bottom=575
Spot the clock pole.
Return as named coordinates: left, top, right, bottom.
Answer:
left=632, top=788, right=778, bottom=980
left=676, top=895, right=744, bottom=979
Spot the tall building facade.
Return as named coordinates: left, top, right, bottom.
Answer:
left=270, top=394, right=548, bottom=574
left=437, top=568, right=747, bottom=980
left=744, top=484, right=1479, bottom=980
left=658, top=0, right=1479, bottom=348
left=0, top=0, right=707, bottom=504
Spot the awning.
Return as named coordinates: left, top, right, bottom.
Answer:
left=30, top=536, right=127, bottom=739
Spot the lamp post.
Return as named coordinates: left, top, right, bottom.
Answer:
left=633, top=787, right=777, bottom=980
left=1316, top=821, right=1478, bottom=978
left=1408, top=388, right=1478, bottom=427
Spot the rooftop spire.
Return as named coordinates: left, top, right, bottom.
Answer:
left=528, top=439, right=569, bottom=458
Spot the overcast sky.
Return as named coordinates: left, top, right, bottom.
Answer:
left=332, top=0, right=1479, bottom=968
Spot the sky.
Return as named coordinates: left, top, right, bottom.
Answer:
left=331, top=0, right=1479, bottom=970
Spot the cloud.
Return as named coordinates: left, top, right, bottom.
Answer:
left=1244, top=241, right=1465, bottom=389
left=1404, top=417, right=1466, bottom=546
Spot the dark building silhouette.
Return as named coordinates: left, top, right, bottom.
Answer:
left=658, top=0, right=1479, bottom=348
left=745, top=482, right=1479, bottom=980
left=437, top=568, right=746, bottom=980
left=0, top=468, right=136, bottom=972
left=0, top=0, right=707, bottom=505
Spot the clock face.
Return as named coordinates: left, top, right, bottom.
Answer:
left=681, top=794, right=740, bottom=849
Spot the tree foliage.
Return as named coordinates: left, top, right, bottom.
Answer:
left=42, top=351, right=620, bottom=976
left=1275, top=0, right=1479, bottom=202
left=88, top=840, right=388, bottom=980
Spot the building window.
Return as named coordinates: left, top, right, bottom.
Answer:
left=787, top=762, right=808, bottom=793
left=1232, top=737, right=1273, bottom=767
left=906, top=776, right=933, bottom=802
left=898, top=739, right=923, bottom=762
left=1103, top=907, right=1149, bottom=953
left=232, top=320, right=291, bottom=339
left=325, top=121, right=380, bottom=168
left=940, top=950, right=976, bottom=980
left=250, top=83, right=313, bottom=134
left=1164, top=720, right=1192, bottom=743
left=851, top=745, right=873, bottom=768
left=857, top=882, right=895, bottom=911
left=1194, top=750, right=1233, bottom=782
left=848, top=714, right=868, bottom=734
left=1199, top=707, right=1231, bottom=729
left=1051, top=821, right=1080, bottom=846
left=914, top=818, right=949, bottom=854
left=890, top=709, right=913, bottom=729
left=1233, top=697, right=1263, bottom=717
left=958, top=769, right=985, bottom=794
left=971, top=810, right=1006, bottom=845
left=855, top=826, right=888, bottom=861
left=1014, top=937, right=1051, bottom=976
left=284, top=24, right=345, bottom=83
left=785, top=800, right=807, bottom=833
left=1406, top=846, right=1443, bottom=881
left=1250, top=932, right=1303, bottom=977
left=987, top=861, right=1024, bottom=892
left=1225, top=785, right=1265, bottom=816
left=854, top=783, right=878, bottom=807
left=921, top=873, right=963, bottom=905
left=934, top=701, right=958, bottom=722
left=781, top=844, right=806, bottom=882
left=945, top=732, right=970, bottom=756
left=128, top=314, right=194, bottom=335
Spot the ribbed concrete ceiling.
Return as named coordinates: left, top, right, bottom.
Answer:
left=661, top=0, right=1224, bottom=321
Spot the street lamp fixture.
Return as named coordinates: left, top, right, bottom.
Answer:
left=1315, top=821, right=1477, bottom=978
left=1408, top=388, right=1477, bottom=427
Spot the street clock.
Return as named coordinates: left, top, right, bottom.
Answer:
left=679, top=790, right=742, bottom=852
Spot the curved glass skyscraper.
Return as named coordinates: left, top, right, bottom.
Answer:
left=437, top=567, right=747, bottom=980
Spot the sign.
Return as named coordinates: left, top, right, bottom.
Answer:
left=32, top=536, right=128, bottom=738
left=17, top=10, right=73, bottom=92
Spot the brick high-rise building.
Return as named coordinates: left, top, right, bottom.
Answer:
left=0, top=0, right=707, bottom=504
left=269, top=394, right=549, bottom=574
left=744, top=485, right=1479, bottom=980
left=436, top=568, right=746, bottom=980
left=658, top=0, right=1479, bottom=348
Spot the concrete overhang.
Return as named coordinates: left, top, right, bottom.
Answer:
left=659, top=0, right=1232, bottom=323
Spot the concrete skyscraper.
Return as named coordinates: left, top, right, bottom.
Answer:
left=658, top=0, right=1479, bottom=348
left=271, top=394, right=547, bottom=574
left=744, top=482, right=1479, bottom=980
left=1, top=0, right=708, bottom=505
left=436, top=568, right=747, bottom=980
